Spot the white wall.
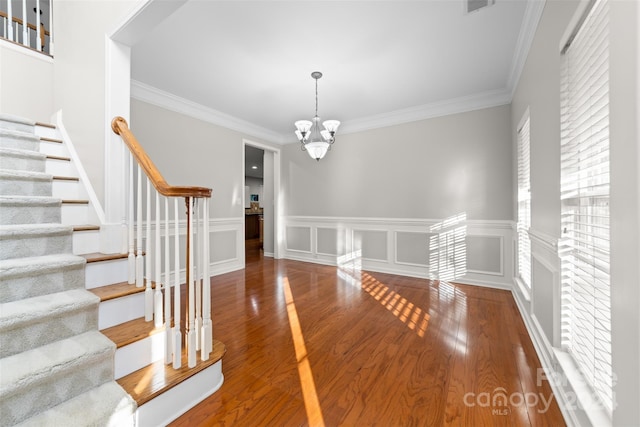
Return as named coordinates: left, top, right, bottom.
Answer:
left=511, top=0, right=639, bottom=425
left=52, top=0, right=137, bottom=207
left=244, top=177, right=263, bottom=208
left=0, top=41, right=53, bottom=122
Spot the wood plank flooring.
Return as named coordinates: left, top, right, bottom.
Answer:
left=170, top=239, right=565, bottom=426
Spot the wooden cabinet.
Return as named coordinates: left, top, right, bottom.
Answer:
left=245, top=214, right=260, bottom=239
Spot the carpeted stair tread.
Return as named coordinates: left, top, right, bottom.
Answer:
left=14, top=381, right=136, bottom=427
left=0, top=254, right=86, bottom=303
left=0, top=331, right=116, bottom=425
left=0, top=113, right=35, bottom=128
left=0, top=289, right=99, bottom=358
left=0, top=224, right=73, bottom=260
left=0, top=223, right=72, bottom=236
left=0, top=128, right=39, bottom=151
left=0, top=196, right=62, bottom=225
left=0, top=169, right=51, bottom=179
left=0, top=169, right=53, bottom=197
left=0, top=330, right=114, bottom=393
left=0, top=148, right=46, bottom=173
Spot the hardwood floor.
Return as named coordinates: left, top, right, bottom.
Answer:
left=170, top=239, right=565, bottom=426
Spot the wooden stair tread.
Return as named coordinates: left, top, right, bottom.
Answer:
left=36, top=122, right=56, bottom=129
left=89, top=280, right=143, bottom=302
left=39, top=136, right=62, bottom=143
left=83, top=252, right=129, bottom=263
left=117, top=340, right=226, bottom=407
left=73, top=224, right=100, bottom=232
left=62, top=199, right=89, bottom=204
left=101, top=316, right=163, bottom=348
left=53, top=175, right=80, bottom=181
left=46, top=154, right=71, bottom=161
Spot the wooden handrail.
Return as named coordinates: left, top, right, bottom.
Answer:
left=111, top=117, right=211, bottom=198
left=0, top=11, right=51, bottom=36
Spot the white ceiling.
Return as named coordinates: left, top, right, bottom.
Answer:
left=130, top=0, right=538, bottom=144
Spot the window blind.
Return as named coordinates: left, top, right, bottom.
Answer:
left=559, top=0, right=612, bottom=415
left=517, top=115, right=531, bottom=288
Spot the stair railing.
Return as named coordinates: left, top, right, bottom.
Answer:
left=111, top=116, right=212, bottom=368
left=0, top=0, right=53, bottom=55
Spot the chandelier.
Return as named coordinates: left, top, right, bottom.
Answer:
left=294, top=71, right=340, bottom=161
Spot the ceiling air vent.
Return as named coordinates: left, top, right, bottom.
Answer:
left=465, top=0, right=495, bottom=14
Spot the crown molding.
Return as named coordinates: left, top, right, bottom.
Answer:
left=507, top=0, right=546, bottom=98
left=337, top=88, right=512, bottom=136
left=130, top=80, right=285, bottom=144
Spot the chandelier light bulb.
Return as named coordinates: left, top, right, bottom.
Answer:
left=294, top=71, right=340, bottom=161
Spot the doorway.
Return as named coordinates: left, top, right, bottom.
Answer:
left=243, top=140, right=280, bottom=262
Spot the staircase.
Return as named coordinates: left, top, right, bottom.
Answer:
left=0, top=114, right=225, bottom=426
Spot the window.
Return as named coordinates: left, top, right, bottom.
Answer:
left=517, top=113, right=531, bottom=289
left=559, top=0, right=612, bottom=415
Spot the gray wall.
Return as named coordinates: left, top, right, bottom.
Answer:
left=282, top=104, right=513, bottom=221
left=511, top=0, right=639, bottom=425
left=130, top=98, right=274, bottom=219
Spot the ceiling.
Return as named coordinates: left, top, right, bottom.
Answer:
left=130, top=0, right=538, bottom=145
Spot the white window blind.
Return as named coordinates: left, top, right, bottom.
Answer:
left=559, top=0, right=612, bottom=415
left=517, top=115, right=531, bottom=288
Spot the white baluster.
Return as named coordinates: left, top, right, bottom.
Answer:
left=164, top=197, right=172, bottom=364
left=36, top=0, right=41, bottom=51
left=194, top=199, right=201, bottom=351
left=7, top=0, right=13, bottom=41
left=145, top=179, right=153, bottom=322
left=154, top=192, right=163, bottom=328
left=187, top=197, right=196, bottom=368
left=201, top=198, right=212, bottom=359
left=136, top=165, right=143, bottom=288
left=21, top=0, right=27, bottom=46
left=173, top=199, right=182, bottom=369
left=128, top=154, right=135, bottom=284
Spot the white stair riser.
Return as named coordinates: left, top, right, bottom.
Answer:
left=46, top=159, right=76, bottom=177
left=98, top=292, right=145, bottom=329
left=73, top=230, right=100, bottom=255
left=85, top=258, right=129, bottom=289
left=34, top=126, right=59, bottom=139
left=0, top=232, right=72, bottom=260
left=135, top=361, right=223, bottom=427
left=61, top=203, right=89, bottom=225
left=114, top=333, right=166, bottom=379
left=53, top=180, right=86, bottom=200
left=38, top=141, right=69, bottom=158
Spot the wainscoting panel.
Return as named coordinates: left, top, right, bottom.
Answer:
left=466, top=235, right=503, bottom=275
left=286, top=226, right=312, bottom=253
left=142, top=217, right=244, bottom=282
left=352, top=229, right=388, bottom=262
left=283, top=216, right=514, bottom=288
left=316, top=227, right=341, bottom=256
left=395, top=231, right=430, bottom=267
